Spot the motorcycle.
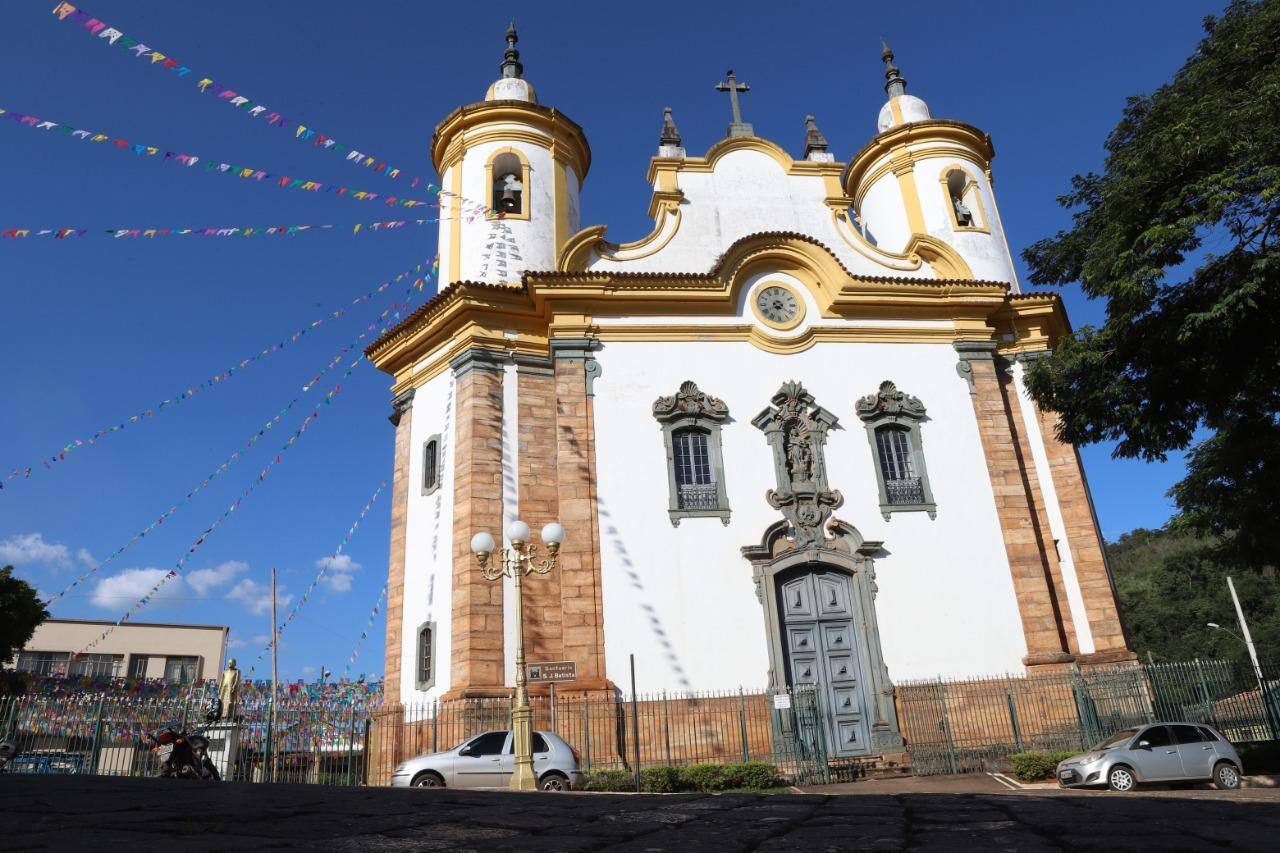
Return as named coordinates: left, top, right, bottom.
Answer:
left=144, top=725, right=220, bottom=780
left=0, top=739, right=16, bottom=772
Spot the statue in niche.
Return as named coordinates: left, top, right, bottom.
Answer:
left=752, top=382, right=842, bottom=549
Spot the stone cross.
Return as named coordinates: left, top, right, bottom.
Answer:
left=715, top=69, right=754, bottom=138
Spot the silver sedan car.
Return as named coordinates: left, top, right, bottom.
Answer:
left=1056, top=722, right=1244, bottom=792
left=389, top=729, right=583, bottom=791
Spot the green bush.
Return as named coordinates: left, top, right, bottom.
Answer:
left=1010, top=751, right=1077, bottom=782
left=584, top=769, right=634, bottom=792
left=721, top=760, right=782, bottom=790
left=679, top=763, right=727, bottom=792
left=640, top=765, right=682, bottom=793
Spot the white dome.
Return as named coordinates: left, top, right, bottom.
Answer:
left=487, top=77, right=536, bottom=103
left=876, top=94, right=931, bottom=133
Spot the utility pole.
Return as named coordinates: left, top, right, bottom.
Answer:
left=270, top=567, right=279, bottom=783
left=1228, top=576, right=1274, bottom=736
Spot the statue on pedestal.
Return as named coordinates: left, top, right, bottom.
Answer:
left=218, top=659, right=241, bottom=721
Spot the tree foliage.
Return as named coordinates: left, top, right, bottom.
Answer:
left=1022, top=0, right=1280, bottom=570
left=0, top=565, right=48, bottom=664
left=1107, top=529, right=1280, bottom=662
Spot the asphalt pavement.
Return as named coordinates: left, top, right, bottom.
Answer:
left=2, top=774, right=1279, bottom=851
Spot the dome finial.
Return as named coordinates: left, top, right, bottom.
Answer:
left=659, top=106, right=682, bottom=147
left=880, top=38, right=907, bottom=97
left=501, top=20, right=523, bottom=79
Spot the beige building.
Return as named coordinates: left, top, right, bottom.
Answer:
left=9, top=619, right=228, bottom=682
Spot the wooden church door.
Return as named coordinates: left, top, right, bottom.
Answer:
left=778, top=569, right=871, bottom=757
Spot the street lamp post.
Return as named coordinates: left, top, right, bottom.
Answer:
left=1208, top=574, right=1276, bottom=738
left=470, top=518, right=565, bottom=791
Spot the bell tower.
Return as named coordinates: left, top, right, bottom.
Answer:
left=432, top=24, right=591, bottom=283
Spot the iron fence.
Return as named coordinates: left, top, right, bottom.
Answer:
left=898, top=658, right=1280, bottom=775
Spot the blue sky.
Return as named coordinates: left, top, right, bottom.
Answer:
left=1, top=1, right=1225, bottom=680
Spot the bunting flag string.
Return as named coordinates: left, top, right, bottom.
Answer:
left=43, top=263, right=436, bottom=604
left=343, top=585, right=387, bottom=677
left=4, top=258, right=437, bottom=489
left=50, top=3, right=437, bottom=190
left=76, top=384, right=344, bottom=655
left=247, top=481, right=387, bottom=677
left=3, top=219, right=448, bottom=241
left=0, top=105, right=491, bottom=217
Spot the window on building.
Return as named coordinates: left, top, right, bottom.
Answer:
left=163, top=656, right=199, bottom=683
left=15, top=651, right=70, bottom=677
left=129, top=655, right=150, bottom=679
left=490, top=152, right=525, bottom=216
left=652, top=381, right=731, bottom=526
left=416, top=622, right=436, bottom=691
left=69, top=654, right=124, bottom=678
left=855, top=380, right=937, bottom=520
left=422, top=435, right=442, bottom=495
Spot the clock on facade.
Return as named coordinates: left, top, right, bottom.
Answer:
left=754, top=284, right=802, bottom=327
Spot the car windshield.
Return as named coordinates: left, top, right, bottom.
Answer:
left=1092, top=728, right=1140, bottom=750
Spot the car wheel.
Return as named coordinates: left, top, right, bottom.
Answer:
left=412, top=771, right=445, bottom=789
left=539, top=771, right=569, bottom=792
left=1213, top=762, right=1241, bottom=790
left=1107, top=765, right=1137, bottom=792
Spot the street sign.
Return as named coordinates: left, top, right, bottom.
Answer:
left=527, top=660, right=577, bottom=682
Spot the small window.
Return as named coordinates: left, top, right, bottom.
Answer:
left=69, top=654, right=123, bottom=678
left=467, top=731, right=508, bottom=757
left=164, top=656, right=199, bottom=683
left=129, top=655, right=150, bottom=679
left=531, top=733, right=550, bottom=754
left=15, top=651, right=69, bottom=677
left=415, top=621, right=436, bottom=690
left=422, top=435, right=442, bottom=495
left=855, top=381, right=937, bottom=520
left=652, top=381, right=731, bottom=526
left=1141, top=725, right=1175, bottom=748
left=1172, top=724, right=1209, bottom=745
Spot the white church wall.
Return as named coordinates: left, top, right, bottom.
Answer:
left=591, top=338, right=1029, bottom=692
left=911, top=152, right=1018, bottom=284
left=400, top=370, right=456, bottom=704
left=855, top=171, right=913, bottom=252
left=456, top=139, right=560, bottom=280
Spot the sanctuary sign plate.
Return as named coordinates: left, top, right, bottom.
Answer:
left=527, top=661, right=577, bottom=682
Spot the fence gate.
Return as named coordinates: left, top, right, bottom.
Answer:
left=770, top=686, right=830, bottom=785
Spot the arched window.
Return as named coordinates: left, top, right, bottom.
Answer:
left=941, top=167, right=988, bottom=232
left=856, top=381, right=937, bottom=519
left=652, top=381, right=731, bottom=525
left=487, top=150, right=528, bottom=219
left=422, top=434, right=441, bottom=495
left=416, top=622, right=436, bottom=690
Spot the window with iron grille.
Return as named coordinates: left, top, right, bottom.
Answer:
left=652, top=381, right=731, bottom=525
left=422, top=435, right=441, bottom=495
left=856, top=380, right=937, bottom=520
left=416, top=622, right=436, bottom=690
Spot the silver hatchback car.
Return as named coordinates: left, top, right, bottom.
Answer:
left=389, top=729, right=583, bottom=791
left=1056, top=722, right=1244, bottom=792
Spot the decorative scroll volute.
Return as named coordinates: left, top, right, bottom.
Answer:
left=855, top=380, right=926, bottom=422
left=652, top=380, right=729, bottom=423
left=752, top=381, right=842, bottom=549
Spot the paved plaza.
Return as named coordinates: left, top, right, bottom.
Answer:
left=2, top=775, right=1278, bottom=851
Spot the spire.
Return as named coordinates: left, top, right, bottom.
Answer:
left=802, top=114, right=829, bottom=159
left=501, top=21, right=523, bottom=79
left=881, top=38, right=907, bottom=97
left=659, top=107, right=682, bottom=147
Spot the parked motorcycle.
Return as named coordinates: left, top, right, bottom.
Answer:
left=0, top=739, right=17, bottom=772
left=144, top=725, right=220, bottom=780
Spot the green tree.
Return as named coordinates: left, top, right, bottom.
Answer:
left=0, top=564, right=48, bottom=664
left=1107, top=529, right=1280, bottom=662
left=1022, top=0, right=1280, bottom=571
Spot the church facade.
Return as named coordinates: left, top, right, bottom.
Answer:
left=367, top=29, right=1134, bottom=757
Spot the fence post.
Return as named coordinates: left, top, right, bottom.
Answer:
left=431, top=699, right=438, bottom=753
left=1004, top=676, right=1023, bottom=753
left=937, top=678, right=957, bottom=775
left=1193, top=658, right=1214, bottom=725
left=630, top=654, right=641, bottom=792
left=662, top=691, right=672, bottom=766
left=581, top=695, right=591, bottom=772
left=362, top=718, right=371, bottom=786
left=87, top=695, right=105, bottom=775
left=550, top=683, right=558, bottom=733
left=738, top=688, right=750, bottom=762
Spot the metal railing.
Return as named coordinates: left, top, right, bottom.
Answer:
left=885, top=477, right=925, bottom=505
left=898, top=658, right=1280, bottom=775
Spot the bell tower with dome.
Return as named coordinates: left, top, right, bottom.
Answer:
left=433, top=24, right=590, bottom=283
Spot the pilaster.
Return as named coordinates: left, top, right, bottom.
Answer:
left=516, top=356, right=564, bottom=668
left=382, top=389, right=414, bottom=702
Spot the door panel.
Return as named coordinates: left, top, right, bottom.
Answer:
left=1171, top=725, right=1216, bottom=778
left=1130, top=726, right=1184, bottom=781
left=778, top=569, right=870, bottom=758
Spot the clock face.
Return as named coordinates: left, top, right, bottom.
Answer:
left=756, top=286, right=800, bottom=324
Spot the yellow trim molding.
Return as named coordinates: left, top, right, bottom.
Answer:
left=939, top=163, right=991, bottom=234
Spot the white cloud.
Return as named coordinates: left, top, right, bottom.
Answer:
left=227, top=638, right=247, bottom=649
left=91, top=568, right=182, bottom=609
left=227, top=578, right=293, bottom=616
left=252, top=634, right=271, bottom=645
left=76, top=548, right=99, bottom=570
left=187, top=560, right=249, bottom=595
left=0, top=532, right=72, bottom=568
left=316, top=554, right=362, bottom=593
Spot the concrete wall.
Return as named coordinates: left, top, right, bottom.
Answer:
left=15, top=620, right=227, bottom=680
